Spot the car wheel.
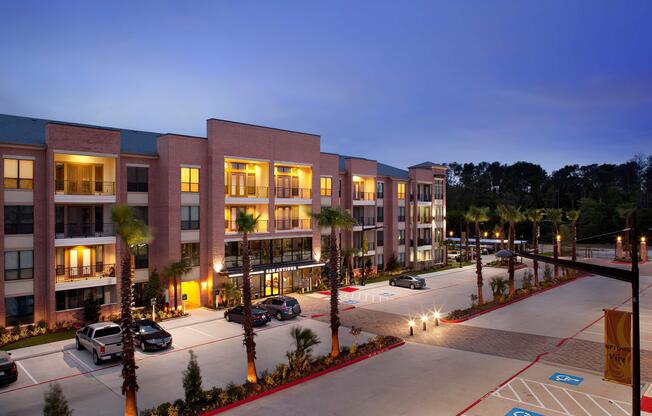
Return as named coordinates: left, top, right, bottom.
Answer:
left=389, top=281, right=395, bottom=286
left=410, top=284, right=415, bottom=289
left=276, top=312, right=283, bottom=321
left=141, top=341, right=147, bottom=352
left=75, top=337, right=82, bottom=350
left=93, top=350, right=100, bottom=365
left=225, top=314, right=231, bottom=322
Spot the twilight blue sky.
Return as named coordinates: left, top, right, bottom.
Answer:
left=1, top=1, right=651, bottom=171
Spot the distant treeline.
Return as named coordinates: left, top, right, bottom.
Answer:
left=445, top=156, right=652, bottom=243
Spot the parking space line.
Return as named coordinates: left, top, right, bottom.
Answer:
left=187, top=326, right=218, bottom=339
left=541, top=382, right=570, bottom=415
left=612, top=400, right=629, bottom=415
left=65, top=351, right=94, bottom=372
left=520, top=378, right=544, bottom=408
left=562, top=387, right=591, bottom=415
left=587, top=394, right=612, bottom=416
left=507, top=383, right=522, bottom=402
left=15, top=361, right=37, bottom=385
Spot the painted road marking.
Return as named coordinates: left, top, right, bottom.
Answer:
left=187, top=326, right=218, bottom=339
left=65, top=351, right=94, bottom=372
left=15, top=361, right=37, bottom=385
left=380, top=292, right=395, bottom=297
left=505, top=408, right=544, bottom=416
left=549, top=372, right=584, bottom=386
left=342, top=299, right=359, bottom=304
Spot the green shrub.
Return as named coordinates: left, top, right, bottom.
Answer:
left=183, top=350, right=204, bottom=409
left=43, top=383, right=72, bottom=416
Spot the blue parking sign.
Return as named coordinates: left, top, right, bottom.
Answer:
left=549, top=372, right=583, bottom=386
left=505, top=408, right=544, bottom=416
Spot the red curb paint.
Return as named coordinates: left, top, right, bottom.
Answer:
left=610, top=260, right=648, bottom=265
left=442, top=275, right=589, bottom=324
left=201, top=340, right=406, bottom=416
left=455, top=352, right=549, bottom=416
left=309, top=305, right=356, bottom=319
left=340, top=287, right=359, bottom=293
left=642, top=396, right=652, bottom=412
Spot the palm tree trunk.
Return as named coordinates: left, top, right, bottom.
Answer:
left=532, top=221, right=539, bottom=288
left=475, top=221, right=483, bottom=305
left=329, top=227, right=340, bottom=357
left=241, top=232, right=257, bottom=384
left=465, top=222, right=471, bottom=262
left=508, top=223, right=515, bottom=295
left=571, top=220, right=577, bottom=262
left=553, top=223, right=559, bottom=279
left=120, top=254, right=138, bottom=416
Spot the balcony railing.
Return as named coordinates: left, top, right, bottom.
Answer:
left=275, top=188, right=312, bottom=199
left=418, top=217, right=433, bottom=224
left=225, top=219, right=269, bottom=233
left=355, top=217, right=376, bottom=226
left=418, top=238, right=433, bottom=246
left=418, top=194, right=432, bottom=202
left=224, top=185, right=269, bottom=198
left=55, top=180, right=115, bottom=196
left=353, top=191, right=375, bottom=201
left=275, top=218, right=311, bottom=231
left=55, top=263, right=116, bottom=283
left=55, top=223, right=115, bottom=239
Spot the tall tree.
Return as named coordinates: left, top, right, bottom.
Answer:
left=566, top=210, right=581, bottom=262
left=497, top=204, right=523, bottom=295
left=235, top=211, right=261, bottom=384
left=546, top=208, right=564, bottom=279
left=112, top=205, right=152, bottom=416
left=163, top=259, right=191, bottom=310
left=465, top=206, right=489, bottom=304
left=617, top=203, right=635, bottom=255
left=312, top=207, right=356, bottom=357
left=524, top=208, right=545, bottom=287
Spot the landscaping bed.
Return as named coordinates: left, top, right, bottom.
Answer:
left=444, top=270, right=590, bottom=323
left=141, top=335, right=404, bottom=416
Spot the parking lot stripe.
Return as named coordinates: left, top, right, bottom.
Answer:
left=15, top=361, right=37, bottom=385
left=541, top=382, right=570, bottom=415
left=561, top=388, right=591, bottom=416
left=187, top=326, right=218, bottom=339
left=520, top=378, right=544, bottom=408
left=65, top=351, right=94, bottom=372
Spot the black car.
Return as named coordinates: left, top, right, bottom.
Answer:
left=256, top=296, right=302, bottom=320
left=389, top=275, right=427, bottom=289
left=0, top=352, right=18, bottom=386
left=134, top=319, right=172, bottom=351
left=224, top=306, right=271, bottom=326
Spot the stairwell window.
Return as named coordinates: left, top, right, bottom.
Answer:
left=397, top=182, right=406, bottom=199
left=320, top=177, right=332, bottom=197
left=4, top=158, right=33, bottom=189
left=182, top=243, right=200, bottom=267
left=181, top=167, right=200, bottom=193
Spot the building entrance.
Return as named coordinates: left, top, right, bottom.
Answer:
left=264, top=272, right=280, bottom=296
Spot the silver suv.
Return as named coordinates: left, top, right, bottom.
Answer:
left=256, top=296, right=302, bottom=320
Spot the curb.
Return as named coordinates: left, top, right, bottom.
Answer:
left=309, top=305, right=356, bottom=319
left=442, top=274, right=589, bottom=324
left=202, top=339, right=406, bottom=415
left=8, top=343, right=76, bottom=362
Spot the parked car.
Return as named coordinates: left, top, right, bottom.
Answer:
left=389, top=275, right=427, bottom=289
left=76, top=322, right=123, bottom=365
left=224, top=305, right=271, bottom=326
left=134, top=319, right=172, bottom=351
left=0, top=352, right=18, bottom=386
left=256, top=296, right=302, bottom=320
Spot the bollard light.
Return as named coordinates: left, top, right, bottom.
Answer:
left=421, top=315, right=428, bottom=331
left=408, top=319, right=415, bottom=336
left=433, top=311, right=441, bottom=327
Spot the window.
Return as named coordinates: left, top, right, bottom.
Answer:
left=5, top=295, right=34, bottom=325
left=377, top=254, right=384, bottom=268
left=397, top=183, right=406, bottom=199
left=398, top=206, right=406, bottom=222
left=377, top=230, right=384, bottom=247
left=398, top=230, right=405, bottom=245
left=4, top=205, right=34, bottom=234
left=131, top=206, right=148, bottom=225
left=181, top=206, right=200, bottom=230
left=377, top=206, right=384, bottom=222
left=338, top=179, right=342, bottom=197
left=398, top=252, right=405, bottom=266
left=127, top=166, right=148, bottom=192
left=320, top=177, right=332, bottom=197
left=182, top=243, right=200, bottom=267
left=181, top=167, right=200, bottom=192
left=134, top=245, right=149, bottom=269
left=56, top=287, right=107, bottom=311
left=376, top=182, right=384, bottom=199
left=4, top=250, right=33, bottom=280
left=4, top=158, right=33, bottom=189
left=434, top=179, right=444, bottom=200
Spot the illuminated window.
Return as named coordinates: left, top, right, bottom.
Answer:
left=397, top=182, right=405, bottom=199
left=4, top=159, right=33, bottom=189
left=320, top=177, right=332, bottom=197
left=181, top=167, right=200, bottom=193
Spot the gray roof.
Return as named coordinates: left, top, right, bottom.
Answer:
left=0, top=114, right=168, bottom=155
left=336, top=154, right=408, bottom=180
left=409, top=161, right=447, bottom=169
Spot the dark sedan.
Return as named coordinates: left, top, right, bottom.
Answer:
left=224, top=306, right=271, bottom=326
left=134, top=319, right=172, bottom=351
left=389, top=275, right=426, bottom=289
left=0, top=352, right=18, bottom=386
left=256, top=296, right=302, bottom=320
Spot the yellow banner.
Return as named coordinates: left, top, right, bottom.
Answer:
left=604, top=309, right=632, bottom=385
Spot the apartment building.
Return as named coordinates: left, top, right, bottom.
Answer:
left=0, top=114, right=445, bottom=327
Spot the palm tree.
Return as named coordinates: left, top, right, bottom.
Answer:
left=566, top=210, right=581, bottom=262
left=546, top=208, right=564, bottom=279
left=617, top=203, right=635, bottom=256
left=497, top=204, right=523, bottom=295
left=112, top=205, right=152, bottom=416
left=235, top=211, right=261, bottom=385
left=524, top=208, right=545, bottom=287
left=312, top=207, right=356, bottom=357
left=163, top=259, right=192, bottom=310
left=464, top=218, right=471, bottom=262
left=465, top=206, right=489, bottom=305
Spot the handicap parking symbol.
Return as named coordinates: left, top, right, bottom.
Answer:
left=549, top=372, right=583, bottom=386
left=342, top=299, right=359, bottom=304
left=505, top=408, right=544, bottom=416
left=379, top=292, right=395, bottom=297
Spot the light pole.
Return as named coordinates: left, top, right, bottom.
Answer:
left=150, top=298, right=156, bottom=321
left=421, top=315, right=427, bottom=331
left=408, top=320, right=415, bottom=336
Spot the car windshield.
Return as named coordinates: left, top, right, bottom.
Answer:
left=252, top=308, right=266, bottom=314
left=285, top=299, right=298, bottom=306
left=94, top=326, right=121, bottom=338
left=139, top=323, right=162, bottom=334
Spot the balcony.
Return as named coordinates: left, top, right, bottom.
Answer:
left=354, top=217, right=376, bottom=227
left=353, top=191, right=375, bottom=201
left=225, top=219, right=269, bottom=233
left=275, top=187, right=312, bottom=200
left=417, top=193, right=432, bottom=202
left=55, top=223, right=115, bottom=239
left=224, top=185, right=269, bottom=199
left=417, top=217, right=433, bottom=225
left=55, top=180, right=115, bottom=196
left=55, top=263, right=116, bottom=283
left=275, top=218, right=311, bottom=231
left=418, top=238, right=433, bottom=246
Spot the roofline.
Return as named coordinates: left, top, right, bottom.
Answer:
left=1, top=113, right=163, bottom=137
left=208, top=118, right=320, bottom=137
left=159, top=132, right=205, bottom=140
